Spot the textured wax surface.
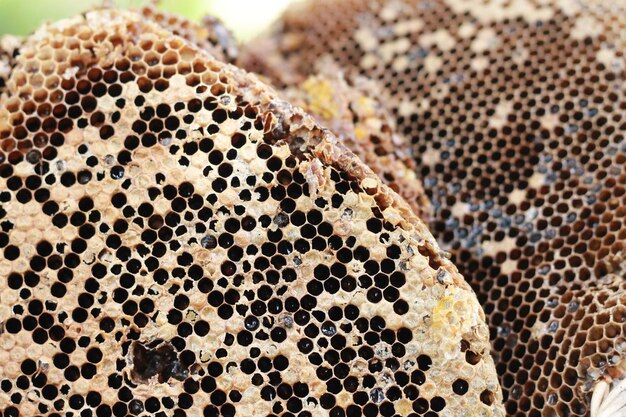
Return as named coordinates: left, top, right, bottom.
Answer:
left=0, top=8, right=502, bottom=417
left=282, top=68, right=431, bottom=221
left=0, top=35, right=22, bottom=96
left=241, top=0, right=626, bottom=416
left=143, top=4, right=432, bottom=221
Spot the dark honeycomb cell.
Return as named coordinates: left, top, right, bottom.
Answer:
left=242, top=0, right=626, bottom=416
left=131, top=341, right=189, bottom=383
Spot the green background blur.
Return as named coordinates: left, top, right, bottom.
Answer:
left=0, top=0, right=295, bottom=41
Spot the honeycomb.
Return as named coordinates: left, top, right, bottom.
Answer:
left=241, top=1, right=626, bottom=416
left=138, top=4, right=238, bottom=64
left=0, top=7, right=504, bottom=417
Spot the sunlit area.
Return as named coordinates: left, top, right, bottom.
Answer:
left=0, top=0, right=296, bottom=41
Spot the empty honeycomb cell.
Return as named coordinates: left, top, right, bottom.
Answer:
left=0, top=6, right=502, bottom=417
left=242, top=0, right=626, bottom=416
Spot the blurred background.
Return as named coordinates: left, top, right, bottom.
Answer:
left=0, top=0, right=296, bottom=41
